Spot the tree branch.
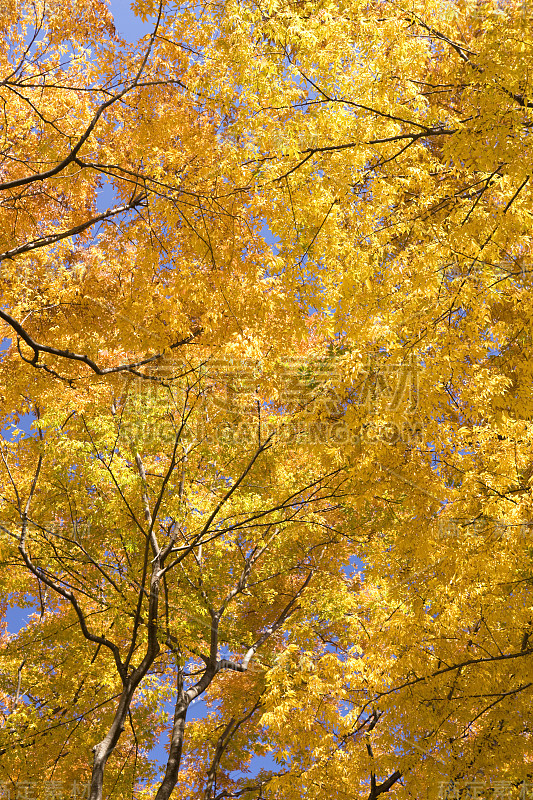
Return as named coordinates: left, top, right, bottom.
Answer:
left=0, top=307, right=199, bottom=377
left=0, top=194, right=146, bottom=263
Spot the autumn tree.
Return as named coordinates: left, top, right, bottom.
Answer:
left=0, top=2, right=366, bottom=798
left=2, top=0, right=533, bottom=798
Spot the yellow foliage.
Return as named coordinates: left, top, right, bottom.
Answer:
left=1, top=0, right=533, bottom=798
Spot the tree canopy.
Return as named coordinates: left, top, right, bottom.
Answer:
left=1, top=0, right=533, bottom=798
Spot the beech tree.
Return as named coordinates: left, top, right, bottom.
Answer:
left=1, top=0, right=533, bottom=798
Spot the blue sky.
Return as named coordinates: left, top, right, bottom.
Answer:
left=108, top=0, right=152, bottom=42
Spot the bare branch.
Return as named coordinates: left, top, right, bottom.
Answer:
left=17, top=456, right=127, bottom=683
left=0, top=308, right=200, bottom=377
left=241, top=570, right=314, bottom=670
left=0, top=2, right=161, bottom=194
left=0, top=194, right=146, bottom=263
